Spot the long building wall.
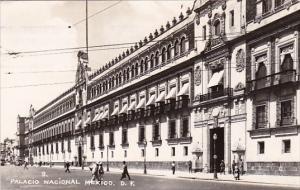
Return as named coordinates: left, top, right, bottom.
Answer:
left=25, top=0, right=300, bottom=175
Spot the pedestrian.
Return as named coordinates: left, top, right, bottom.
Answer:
left=98, top=162, right=104, bottom=181
left=91, top=162, right=99, bottom=181
left=171, top=161, right=176, bottom=175
left=233, top=165, right=240, bottom=180
left=220, top=160, right=225, bottom=175
left=231, top=160, right=236, bottom=175
left=24, top=161, right=28, bottom=170
left=120, top=161, right=131, bottom=180
left=188, top=160, right=192, bottom=173
left=240, top=159, right=244, bottom=176
left=65, top=161, right=71, bottom=173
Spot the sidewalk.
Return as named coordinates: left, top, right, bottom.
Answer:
left=40, top=165, right=300, bottom=188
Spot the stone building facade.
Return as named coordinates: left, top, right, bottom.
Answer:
left=19, top=0, right=300, bottom=175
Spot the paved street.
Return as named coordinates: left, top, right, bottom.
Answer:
left=0, top=165, right=298, bottom=190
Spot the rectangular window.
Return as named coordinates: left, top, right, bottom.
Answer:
left=282, top=140, right=291, bottom=153
left=281, top=100, right=292, bottom=125
left=99, top=133, right=104, bottom=148
left=181, top=118, right=189, bottom=138
left=122, top=129, right=128, bottom=144
left=184, top=146, right=188, bottom=156
left=67, top=139, right=71, bottom=152
left=141, top=149, right=145, bottom=157
left=109, top=132, right=114, bottom=146
left=90, top=135, right=95, bottom=150
left=171, top=147, right=176, bottom=156
left=155, top=148, right=159, bottom=157
left=111, top=151, right=114, bottom=158
left=56, top=142, right=59, bottom=153
left=51, top=144, right=53, bottom=154
left=230, top=10, right=234, bottom=26
left=152, top=124, right=160, bottom=140
left=101, top=152, right=103, bottom=158
left=203, top=25, right=206, bottom=40
left=169, top=120, right=177, bottom=139
left=61, top=140, right=64, bottom=152
left=139, top=126, right=145, bottom=142
left=124, top=150, right=127, bottom=158
left=256, top=105, right=266, bottom=129
left=258, top=141, right=265, bottom=154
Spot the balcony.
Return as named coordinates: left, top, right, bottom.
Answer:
left=127, top=110, right=135, bottom=121
left=176, top=95, right=189, bottom=110
left=98, top=145, right=105, bottom=150
left=247, top=70, right=297, bottom=92
left=121, top=141, right=129, bottom=148
left=199, top=88, right=233, bottom=102
left=145, top=105, right=155, bottom=118
left=165, top=99, right=176, bottom=112
left=108, top=144, right=115, bottom=149
left=151, top=136, right=162, bottom=146
left=118, top=113, right=127, bottom=124
left=135, top=108, right=145, bottom=120
left=154, top=102, right=165, bottom=115
left=166, top=134, right=192, bottom=144
left=108, top=116, right=118, bottom=126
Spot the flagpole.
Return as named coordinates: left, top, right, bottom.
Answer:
left=86, top=0, right=88, bottom=59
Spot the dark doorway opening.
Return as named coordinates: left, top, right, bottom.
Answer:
left=78, top=146, right=82, bottom=167
left=210, top=127, right=224, bottom=172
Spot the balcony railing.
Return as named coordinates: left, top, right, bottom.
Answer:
left=199, top=87, right=233, bottom=102
left=155, top=102, right=165, bottom=115
left=135, top=108, right=145, bottom=120
left=127, top=110, right=135, bottom=121
left=145, top=105, right=155, bottom=117
left=176, top=95, right=189, bottom=110
left=165, top=99, right=176, bottom=112
left=118, top=113, right=127, bottom=123
left=151, top=136, right=162, bottom=146
left=247, top=70, right=297, bottom=92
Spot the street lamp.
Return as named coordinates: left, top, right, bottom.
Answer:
left=106, top=145, right=109, bottom=172
left=143, top=138, right=147, bottom=174
left=213, top=133, right=218, bottom=179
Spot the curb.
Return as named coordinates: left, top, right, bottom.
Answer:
left=39, top=165, right=300, bottom=188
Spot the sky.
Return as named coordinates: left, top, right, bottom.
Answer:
left=0, top=0, right=194, bottom=141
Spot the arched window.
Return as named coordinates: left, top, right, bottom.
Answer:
left=140, top=60, right=144, bottom=74
left=116, top=74, right=119, bottom=85
left=109, top=78, right=112, bottom=89
left=167, top=44, right=172, bottom=60
left=97, top=85, right=100, bottom=95
left=180, top=36, right=186, bottom=53
left=131, top=65, right=135, bottom=78
left=99, top=84, right=102, bottom=94
left=135, top=62, right=139, bottom=76
left=144, top=57, right=148, bottom=71
left=214, top=20, right=220, bottom=36
left=155, top=51, right=159, bottom=66
left=161, top=47, right=166, bottom=63
left=150, top=54, right=154, bottom=68
left=119, top=72, right=122, bottom=84
left=127, top=67, right=130, bottom=80
left=256, top=63, right=267, bottom=89
left=123, top=70, right=126, bottom=82
left=174, top=40, right=179, bottom=56
left=112, top=76, right=115, bottom=88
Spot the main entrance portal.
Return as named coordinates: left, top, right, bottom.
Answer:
left=210, top=127, right=224, bottom=172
